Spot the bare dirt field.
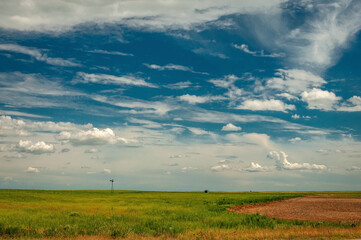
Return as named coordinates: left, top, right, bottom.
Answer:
left=229, top=195, right=361, bottom=223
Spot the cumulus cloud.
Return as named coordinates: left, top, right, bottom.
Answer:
left=337, top=96, right=361, bottom=112
left=244, top=133, right=272, bottom=149
left=144, top=63, right=208, bottom=75
left=268, top=151, right=327, bottom=171
left=0, top=115, right=94, bottom=139
left=17, top=140, right=54, bottom=154
left=291, top=114, right=311, bottom=120
left=267, top=69, right=326, bottom=94
left=57, top=128, right=127, bottom=146
left=288, top=137, right=301, bottom=143
left=236, top=99, right=295, bottom=112
left=210, top=164, right=230, bottom=172
left=75, top=72, right=157, bottom=88
left=301, top=88, right=341, bottom=111
left=0, top=115, right=29, bottom=136
left=178, top=94, right=225, bottom=104
left=233, top=43, right=284, bottom=57
left=25, top=166, right=40, bottom=173
left=0, top=43, right=79, bottom=66
left=243, top=162, right=269, bottom=172
left=221, top=123, right=242, bottom=131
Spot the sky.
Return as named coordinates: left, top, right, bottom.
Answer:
left=0, top=0, right=361, bottom=191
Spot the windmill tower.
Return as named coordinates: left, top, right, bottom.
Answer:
left=110, top=179, right=114, bottom=193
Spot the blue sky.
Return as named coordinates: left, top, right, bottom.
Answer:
left=0, top=0, right=361, bottom=191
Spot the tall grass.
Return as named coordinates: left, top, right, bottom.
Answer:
left=0, top=190, right=360, bottom=238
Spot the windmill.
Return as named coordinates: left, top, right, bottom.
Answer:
left=110, top=179, right=114, bottom=193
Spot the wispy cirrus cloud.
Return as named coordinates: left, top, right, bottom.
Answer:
left=283, top=0, right=361, bottom=70
left=74, top=72, right=158, bottom=88
left=233, top=43, right=284, bottom=58
left=178, top=94, right=226, bottom=104
left=0, top=43, right=80, bottom=67
left=92, top=95, right=175, bottom=116
left=0, top=0, right=282, bottom=32
left=144, top=63, right=208, bottom=75
left=88, top=49, right=134, bottom=56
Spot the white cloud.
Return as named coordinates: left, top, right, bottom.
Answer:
left=75, top=72, right=157, bottom=88
left=208, top=75, right=244, bottom=101
left=84, top=148, right=99, bottom=153
left=337, top=96, right=361, bottom=112
left=103, top=169, right=111, bottom=174
left=144, top=63, right=208, bottom=75
left=181, top=166, right=197, bottom=172
left=221, top=123, right=242, bottom=131
left=244, top=133, right=272, bottom=149
left=17, top=140, right=54, bottom=154
left=187, top=127, right=210, bottom=135
left=267, top=69, right=326, bottom=94
left=164, top=81, right=193, bottom=90
left=286, top=1, right=361, bottom=70
left=88, top=49, right=133, bottom=56
left=57, top=128, right=127, bottom=146
left=25, top=166, right=39, bottom=173
left=210, top=164, right=230, bottom=172
left=268, top=151, right=327, bottom=171
left=236, top=99, right=295, bottom=112
left=0, top=115, right=93, bottom=138
left=301, top=88, right=341, bottom=111
left=0, top=0, right=282, bottom=32
left=128, top=118, right=163, bottom=129
left=4, top=153, right=26, bottom=159
left=92, top=95, right=174, bottom=116
left=346, top=166, right=361, bottom=172
left=209, top=75, right=240, bottom=89
left=0, top=115, right=29, bottom=136
left=276, top=93, right=299, bottom=101
left=178, top=94, right=225, bottom=104
left=243, top=162, right=269, bottom=172
left=169, top=154, right=183, bottom=159
left=291, top=114, right=300, bottom=120
left=288, top=137, right=301, bottom=143
left=0, top=43, right=79, bottom=66
left=0, top=72, right=81, bottom=97
left=233, top=43, right=284, bottom=57
left=0, top=110, right=50, bottom=119
left=291, top=114, right=311, bottom=120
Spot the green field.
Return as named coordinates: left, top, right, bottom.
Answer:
left=0, top=190, right=360, bottom=239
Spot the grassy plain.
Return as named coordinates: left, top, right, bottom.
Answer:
left=0, top=190, right=360, bottom=239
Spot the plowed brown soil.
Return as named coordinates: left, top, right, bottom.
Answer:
left=229, top=195, right=361, bottom=223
